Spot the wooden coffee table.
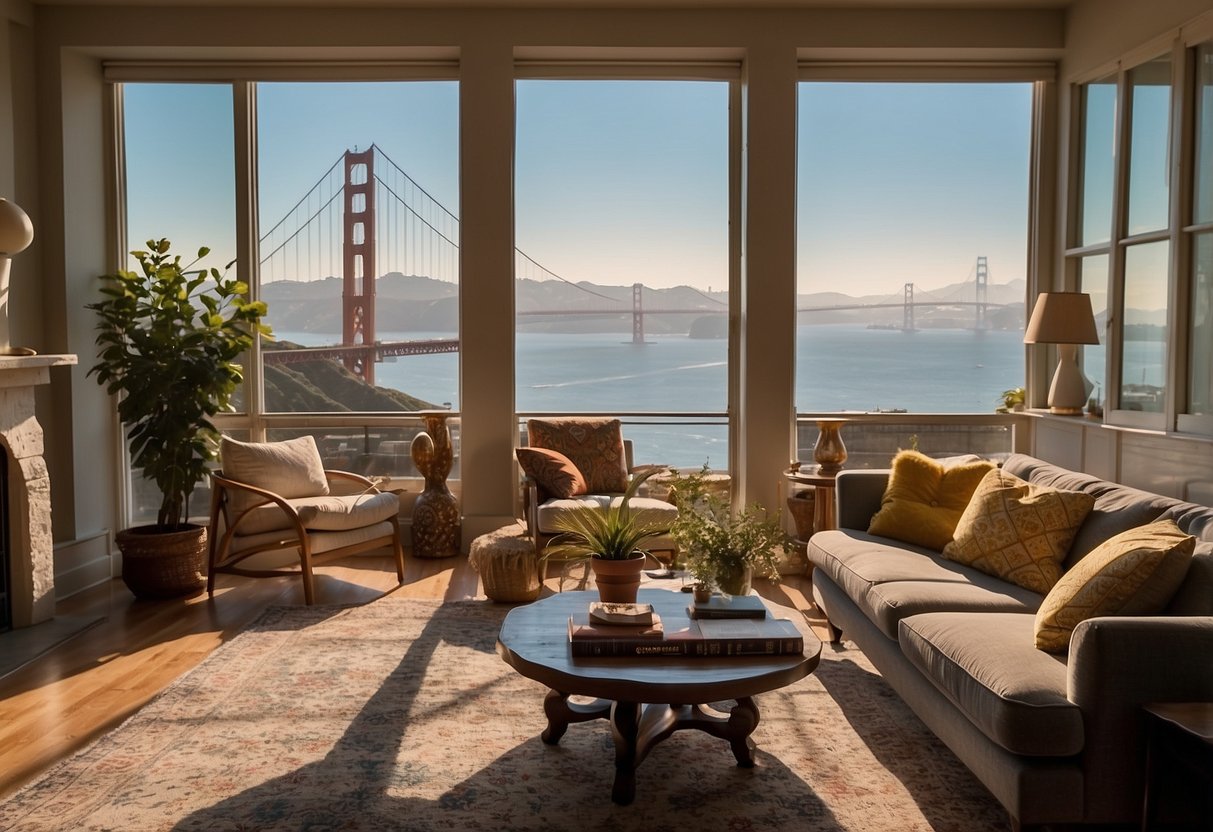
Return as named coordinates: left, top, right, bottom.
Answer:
left=496, top=588, right=822, bottom=804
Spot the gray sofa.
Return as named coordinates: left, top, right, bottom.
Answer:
left=807, top=453, right=1213, bottom=831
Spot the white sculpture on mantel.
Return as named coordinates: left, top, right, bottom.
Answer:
left=0, top=198, right=36, bottom=356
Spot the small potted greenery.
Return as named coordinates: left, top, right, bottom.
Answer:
left=996, top=386, right=1026, bottom=413
left=544, top=468, right=664, bottom=603
left=668, top=466, right=786, bottom=596
left=88, top=239, right=271, bottom=598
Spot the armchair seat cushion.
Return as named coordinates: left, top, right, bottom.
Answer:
left=536, top=495, right=678, bottom=536
left=226, top=520, right=397, bottom=557
left=235, top=492, right=401, bottom=535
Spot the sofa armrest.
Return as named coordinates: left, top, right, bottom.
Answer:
left=1066, top=615, right=1213, bottom=821
left=834, top=470, right=889, bottom=531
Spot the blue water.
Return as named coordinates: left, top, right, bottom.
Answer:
left=273, top=325, right=1029, bottom=467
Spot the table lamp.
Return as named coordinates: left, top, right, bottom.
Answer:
left=0, top=198, right=36, bottom=356
left=1023, top=291, right=1100, bottom=415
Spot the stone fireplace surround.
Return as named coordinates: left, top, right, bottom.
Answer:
left=0, top=355, right=76, bottom=628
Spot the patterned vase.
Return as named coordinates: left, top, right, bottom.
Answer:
left=410, top=413, right=460, bottom=558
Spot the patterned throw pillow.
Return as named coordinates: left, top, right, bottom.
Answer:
left=515, top=447, right=588, bottom=499
left=942, top=469, right=1095, bottom=594
left=1034, top=519, right=1195, bottom=653
left=527, top=418, right=628, bottom=493
left=867, top=450, right=995, bottom=551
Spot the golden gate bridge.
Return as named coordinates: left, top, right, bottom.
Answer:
left=259, top=145, right=1010, bottom=384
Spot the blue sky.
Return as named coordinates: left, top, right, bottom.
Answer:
left=125, top=79, right=1036, bottom=297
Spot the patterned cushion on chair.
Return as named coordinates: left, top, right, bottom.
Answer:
left=527, top=418, right=628, bottom=493
left=515, top=447, right=588, bottom=498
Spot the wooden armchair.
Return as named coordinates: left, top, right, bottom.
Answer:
left=517, top=418, right=678, bottom=562
left=207, top=435, right=405, bottom=605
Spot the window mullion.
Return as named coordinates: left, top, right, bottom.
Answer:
left=1107, top=68, right=1131, bottom=417
left=233, top=81, right=264, bottom=440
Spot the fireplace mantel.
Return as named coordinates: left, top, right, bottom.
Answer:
left=0, top=354, right=77, bottom=627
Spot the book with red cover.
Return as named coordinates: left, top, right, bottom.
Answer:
left=567, top=612, right=803, bottom=658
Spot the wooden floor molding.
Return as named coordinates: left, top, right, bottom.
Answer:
left=0, top=553, right=821, bottom=800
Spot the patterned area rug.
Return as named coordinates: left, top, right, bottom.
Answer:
left=0, top=596, right=1006, bottom=831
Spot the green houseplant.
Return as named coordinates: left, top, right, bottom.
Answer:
left=544, top=468, right=664, bottom=603
left=996, top=386, right=1026, bottom=413
left=88, top=239, right=271, bottom=598
left=668, top=466, right=786, bottom=595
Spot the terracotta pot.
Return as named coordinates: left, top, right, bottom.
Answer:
left=115, top=523, right=207, bottom=600
left=590, top=555, right=646, bottom=604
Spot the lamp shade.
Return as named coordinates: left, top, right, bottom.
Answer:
left=0, top=199, right=34, bottom=256
left=1023, top=292, right=1099, bottom=345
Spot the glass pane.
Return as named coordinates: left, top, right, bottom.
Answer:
left=796, top=82, right=1031, bottom=415
left=1079, top=254, right=1109, bottom=412
left=1078, top=74, right=1117, bottom=246
left=1126, top=56, right=1172, bottom=236
left=1195, top=42, right=1213, bottom=225
left=257, top=82, right=460, bottom=413
left=514, top=80, right=729, bottom=469
left=1119, top=241, right=1169, bottom=412
left=1187, top=232, right=1213, bottom=415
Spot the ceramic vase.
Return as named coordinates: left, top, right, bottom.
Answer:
left=410, top=412, right=461, bottom=558
left=813, top=419, right=848, bottom=475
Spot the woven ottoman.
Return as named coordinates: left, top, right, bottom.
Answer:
left=468, top=524, right=542, bottom=603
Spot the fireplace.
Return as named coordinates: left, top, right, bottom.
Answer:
left=0, top=355, right=77, bottom=628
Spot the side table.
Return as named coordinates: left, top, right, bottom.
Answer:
left=1141, top=702, right=1213, bottom=831
left=785, top=470, right=838, bottom=533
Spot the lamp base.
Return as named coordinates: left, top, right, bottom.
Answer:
left=1048, top=405, right=1085, bottom=416
left=0, top=346, right=37, bottom=357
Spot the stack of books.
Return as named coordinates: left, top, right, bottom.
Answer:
left=568, top=598, right=804, bottom=658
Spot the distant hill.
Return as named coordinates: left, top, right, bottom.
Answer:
left=262, top=340, right=438, bottom=412
left=261, top=273, right=1028, bottom=334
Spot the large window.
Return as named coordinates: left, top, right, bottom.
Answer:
left=514, top=79, right=730, bottom=468
left=795, top=82, right=1032, bottom=415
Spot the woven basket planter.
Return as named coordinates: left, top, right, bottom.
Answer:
left=786, top=491, right=816, bottom=540
left=116, top=524, right=208, bottom=600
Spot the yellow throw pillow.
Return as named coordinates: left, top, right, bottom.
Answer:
left=942, top=469, right=1095, bottom=594
left=868, top=450, right=995, bottom=551
left=1034, top=519, right=1195, bottom=653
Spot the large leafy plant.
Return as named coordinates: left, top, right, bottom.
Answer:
left=668, top=465, right=786, bottom=589
left=545, top=468, right=663, bottom=561
left=88, top=239, right=271, bottom=529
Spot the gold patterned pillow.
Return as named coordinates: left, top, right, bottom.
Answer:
left=942, top=469, right=1095, bottom=594
left=868, top=450, right=995, bottom=551
left=1034, top=519, right=1195, bottom=653
left=527, top=418, right=628, bottom=493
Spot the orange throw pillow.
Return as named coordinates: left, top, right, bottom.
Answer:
left=867, top=450, right=995, bottom=551
left=516, top=447, right=588, bottom=499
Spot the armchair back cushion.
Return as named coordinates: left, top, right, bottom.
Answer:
left=527, top=418, right=628, bottom=493
left=219, top=435, right=330, bottom=517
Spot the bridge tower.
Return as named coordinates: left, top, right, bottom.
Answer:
left=343, top=148, right=377, bottom=384
left=903, top=283, right=915, bottom=331
left=975, top=255, right=989, bottom=330
left=632, top=283, right=645, bottom=344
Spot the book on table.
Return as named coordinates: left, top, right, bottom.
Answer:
left=568, top=610, right=803, bottom=658
left=687, top=594, right=769, bottom=620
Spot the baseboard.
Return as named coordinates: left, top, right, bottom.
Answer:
left=53, top=530, right=114, bottom=599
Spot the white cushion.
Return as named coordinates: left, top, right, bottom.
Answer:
left=536, top=495, right=678, bottom=535
left=227, top=520, right=397, bottom=558
left=220, top=436, right=329, bottom=516
left=235, top=492, right=401, bottom=535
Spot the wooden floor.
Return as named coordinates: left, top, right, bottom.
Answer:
left=0, top=553, right=822, bottom=801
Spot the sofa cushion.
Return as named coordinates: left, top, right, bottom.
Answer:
left=536, top=495, right=678, bottom=535
left=808, top=529, right=1042, bottom=638
left=899, top=612, right=1084, bottom=757
left=943, top=469, right=1095, bottom=594
left=220, top=435, right=330, bottom=517
left=235, top=492, right=401, bottom=535
left=516, top=446, right=588, bottom=498
left=867, top=450, right=994, bottom=551
left=527, top=418, right=628, bottom=493
left=1034, top=519, right=1195, bottom=652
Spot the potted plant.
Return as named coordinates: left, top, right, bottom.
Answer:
left=88, top=239, right=271, bottom=598
left=668, top=466, right=786, bottom=596
left=544, top=468, right=664, bottom=604
left=996, top=386, right=1026, bottom=413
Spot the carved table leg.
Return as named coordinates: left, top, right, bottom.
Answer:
left=727, top=697, right=760, bottom=767
left=541, top=689, right=611, bottom=745
left=610, top=700, right=642, bottom=805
